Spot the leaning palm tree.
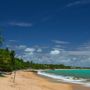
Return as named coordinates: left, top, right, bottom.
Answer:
left=0, top=32, right=3, bottom=67
left=10, top=50, right=16, bottom=83
left=0, top=33, right=3, bottom=47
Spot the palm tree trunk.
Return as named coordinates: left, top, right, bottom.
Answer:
left=13, top=70, right=16, bottom=83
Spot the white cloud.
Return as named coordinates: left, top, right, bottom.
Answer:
left=55, top=45, right=62, bottom=48
left=37, top=48, right=42, bottom=52
left=25, top=48, right=35, bottom=52
left=6, top=44, right=27, bottom=50
left=50, top=49, right=60, bottom=55
left=17, top=45, right=27, bottom=49
left=9, top=40, right=18, bottom=42
left=53, top=47, right=64, bottom=51
left=24, top=48, right=36, bottom=56
left=77, top=42, right=90, bottom=51
left=25, top=52, right=34, bottom=55
left=65, top=0, right=90, bottom=8
left=9, top=22, right=32, bottom=27
left=34, top=45, right=49, bottom=49
left=52, top=40, right=69, bottom=44
left=66, top=1, right=81, bottom=7
left=65, top=51, right=90, bottom=56
left=61, top=41, right=90, bottom=55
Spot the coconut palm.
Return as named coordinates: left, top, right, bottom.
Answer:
left=10, top=50, right=16, bottom=83
left=0, top=34, right=3, bottom=47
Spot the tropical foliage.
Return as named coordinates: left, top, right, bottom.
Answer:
left=0, top=48, right=30, bottom=72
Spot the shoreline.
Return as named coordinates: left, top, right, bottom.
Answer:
left=36, top=71, right=90, bottom=90
left=37, top=70, right=90, bottom=87
left=0, top=70, right=90, bottom=90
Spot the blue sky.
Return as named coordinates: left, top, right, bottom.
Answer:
left=0, top=0, right=90, bottom=67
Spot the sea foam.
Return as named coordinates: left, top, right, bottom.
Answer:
left=38, top=71, right=90, bottom=87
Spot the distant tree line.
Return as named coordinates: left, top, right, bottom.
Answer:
left=29, top=61, right=72, bottom=69
left=0, top=48, right=89, bottom=72
left=27, top=62, right=90, bottom=69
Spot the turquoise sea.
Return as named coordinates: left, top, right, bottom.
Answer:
left=45, top=69, right=90, bottom=79
left=38, top=69, right=90, bottom=87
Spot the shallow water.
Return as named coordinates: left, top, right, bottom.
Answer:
left=46, top=69, right=90, bottom=79
left=38, top=69, right=90, bottom=87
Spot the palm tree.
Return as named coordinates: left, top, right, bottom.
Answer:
left=0, top=33, right=3, bottom=47
left=10, top=50, right=16, bottom=83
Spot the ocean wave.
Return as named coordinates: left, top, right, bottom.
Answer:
left=37, top=71, right=90, bottom=87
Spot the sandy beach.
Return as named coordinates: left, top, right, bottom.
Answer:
left=0, top=71, right=72, bottom=90
left=0, top=71, right=89, bottom=90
